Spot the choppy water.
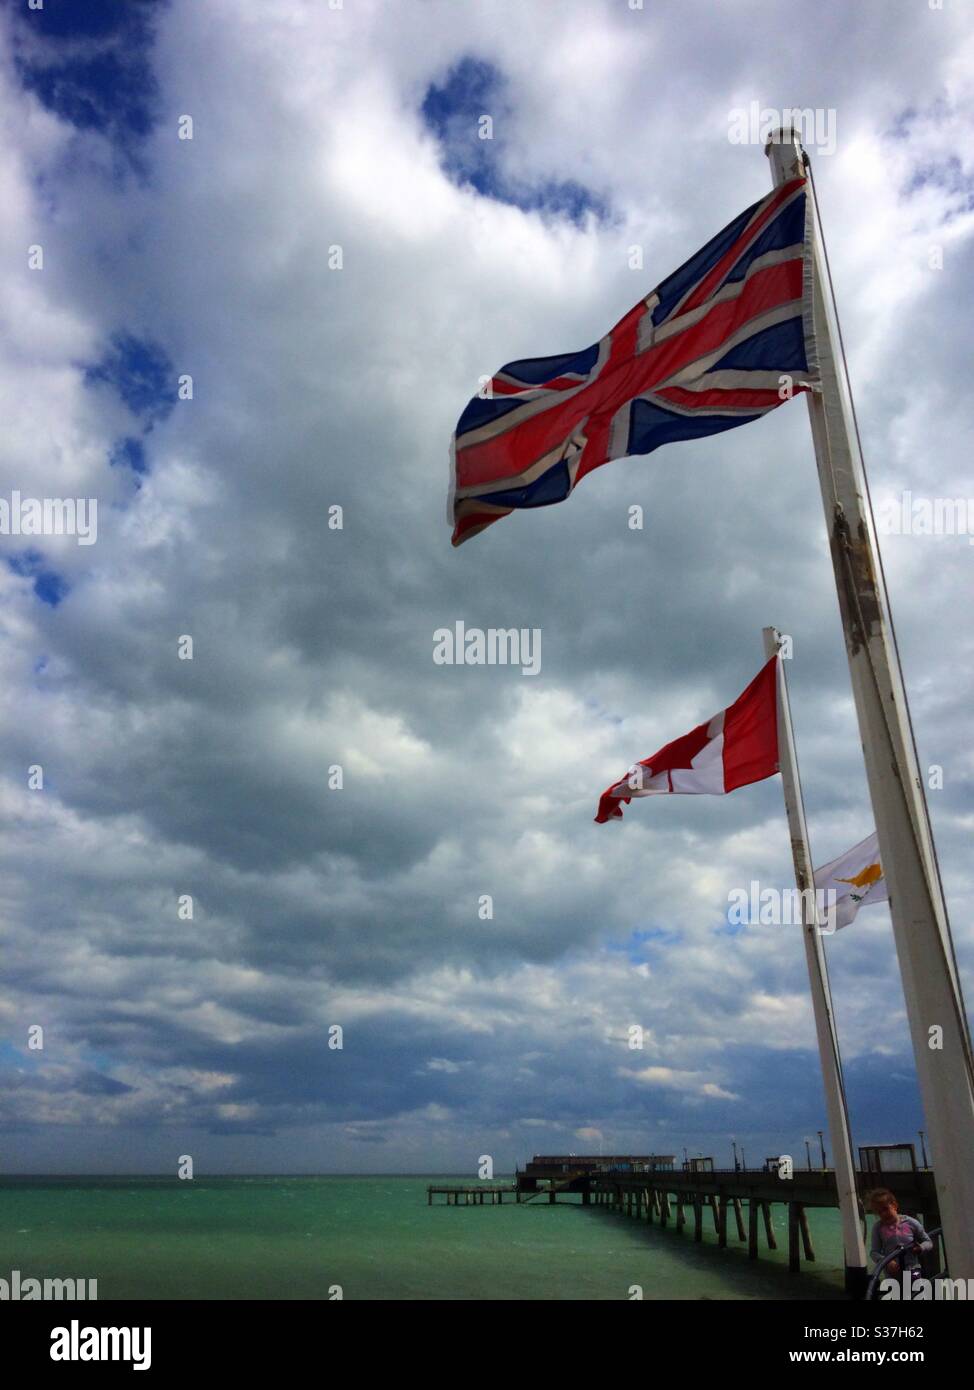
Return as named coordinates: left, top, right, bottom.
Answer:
left=0, top=1176, right=847, bottom=1300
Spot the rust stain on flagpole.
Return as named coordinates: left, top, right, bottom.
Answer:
left=830, top=507, right=884, bottom=656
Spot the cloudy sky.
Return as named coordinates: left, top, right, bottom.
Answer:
left=1, top=0, right=972, bottom=1176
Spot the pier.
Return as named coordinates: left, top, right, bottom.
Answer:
left=585, top=1164, right=939, bottom=1276
left=427, top=1184, right=515, bottom=1205
left=429, top=1151, right=943, bottom=1281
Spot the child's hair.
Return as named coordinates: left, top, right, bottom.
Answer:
left=867, top=1187, right=898, bottom=1213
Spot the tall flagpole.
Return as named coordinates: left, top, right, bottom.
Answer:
left=762, top=627, right=867, bottom=1296
left=767, top=130, right=974, bottom=1278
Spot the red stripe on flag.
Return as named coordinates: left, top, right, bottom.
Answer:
left=722, top=655, right=779, bottom=791
left=451, top=509, right=510, bottom=546
left=677, top=178, right=805, bottom=316
left=491, top=376, right=584, bottom=395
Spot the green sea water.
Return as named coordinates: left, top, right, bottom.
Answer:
left=1, top=1176, right=848, bottom=1300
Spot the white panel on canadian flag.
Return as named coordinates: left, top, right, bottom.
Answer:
left=671, top=731, right=725, bottom=793
left=626, top=767, right=670, bottom=797
left=671, top=711, right=725, bottom=794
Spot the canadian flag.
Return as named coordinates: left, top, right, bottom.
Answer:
left=595, top=656, right=779, bottom=823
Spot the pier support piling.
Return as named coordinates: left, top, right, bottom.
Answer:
left=798, top=1204, right=815, bottom=1261
left=788, top=1202, right=801, bottom=1274
left=748, top=1199, right=759, bottom=1259
left=732, top=1197, right=746, bottom=1242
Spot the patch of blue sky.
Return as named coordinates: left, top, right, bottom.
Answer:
left=13, top=0, right=165, bottom=165
left=422, top=57, right=609, bottom=227
left=904, top=156, right=974, bottom=210
left=633, top=926, right=680, bottom=945
left=109, top=436, right=148, bottom=477
left=7, top=550, right=70, bottom=607
left=76, top=1070, right=134, bottom=1097
left=604, top=926, right=681, bottom=962
left=83, top=334, right=176, bottom=424
left=32, top=570, right=70, bottom=607
left=886, top=103, right=974, bottom=210
left=887, top=98, right=949, bottom=141
left=887, top=106, right=918, bottom=140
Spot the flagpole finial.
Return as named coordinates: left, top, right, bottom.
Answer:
left=762, top=625, right=782, bottom=656
left=764, top=127, right=807, bottom=186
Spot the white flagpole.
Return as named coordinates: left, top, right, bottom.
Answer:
left=767, top=130, right=974, bottom=1278
left=762, top=627, right=867, bottom=1295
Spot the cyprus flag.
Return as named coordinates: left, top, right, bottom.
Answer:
left=813, top=830, right=888, bottom=930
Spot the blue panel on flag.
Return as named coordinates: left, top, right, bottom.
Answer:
left=456, top=393, right=525, bottom=437
left=626, top=400, right=760, bottom=456
left=500, top=344, right=599, bottom=385
left=723, top=196, right=807, bottom=285
left=473, top=459, right=572, bottom=509
left=710, top=316, right=807, bottom=373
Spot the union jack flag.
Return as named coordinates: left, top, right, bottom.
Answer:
left=450, top=177, right=817, bottom=546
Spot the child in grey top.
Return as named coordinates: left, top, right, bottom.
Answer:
left=869, top=1189, right=933, bottom=1275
